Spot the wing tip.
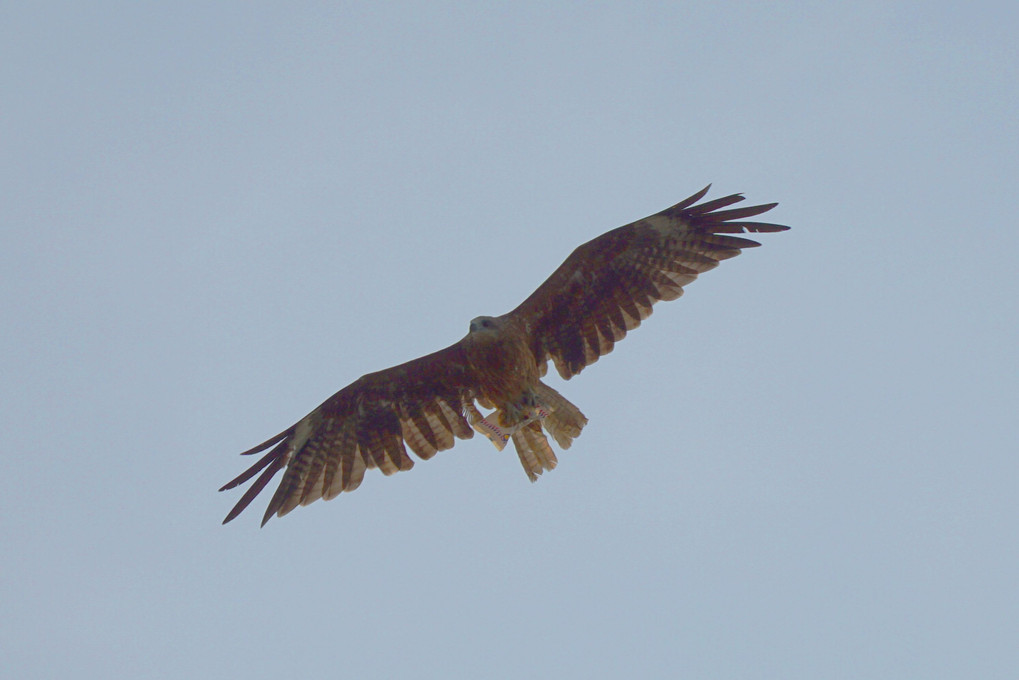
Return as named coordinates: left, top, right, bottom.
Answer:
left=219, top=438, right=291, bottom=526
left=221, top=505, right=244, bottom=525
left=239, top=429, right=290, bottom=456
left=670, top=184, right=713, bottom=211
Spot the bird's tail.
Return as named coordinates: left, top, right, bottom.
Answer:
left=511, top=421, right=558, bottom=481
left=468, top=382, right=587, bottom=481
left=532, top=382, right=588, bottom=451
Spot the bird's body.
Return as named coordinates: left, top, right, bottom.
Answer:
left=220, top=185, right=788, bottom=525
left=464, top=315, right=540, bottom=411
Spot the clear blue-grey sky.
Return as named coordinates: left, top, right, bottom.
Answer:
left=3, top=2, right=1017, bottom=678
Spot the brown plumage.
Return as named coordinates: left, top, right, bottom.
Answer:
left=220, top=185, right=789, bottom=525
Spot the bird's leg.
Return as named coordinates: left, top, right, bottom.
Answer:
left=467, top=392, right=550, bottom=451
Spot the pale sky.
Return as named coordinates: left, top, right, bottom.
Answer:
left=3, top=2, right=1017, bottom=678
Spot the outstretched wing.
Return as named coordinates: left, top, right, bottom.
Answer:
left=509, top=186, right=788, bottom=379
left=219, top=342, right=477, bottom=526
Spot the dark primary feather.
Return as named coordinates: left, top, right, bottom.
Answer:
left=510, top=185, right=789, bottom=379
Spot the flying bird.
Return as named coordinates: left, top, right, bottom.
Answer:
left=220, top=185, right=788, bottom=525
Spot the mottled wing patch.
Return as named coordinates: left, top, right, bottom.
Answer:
left=220, top=344, right=476, bottom=526
left=513, top=186, right=788, bottom=379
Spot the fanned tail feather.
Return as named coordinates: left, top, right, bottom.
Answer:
left=511, top=421, right=558, bottom=482
left=507, top=382, right=588, bottom=481
left=533, top=382, right=588, bottom=449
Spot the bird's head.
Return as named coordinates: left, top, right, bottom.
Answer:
left=469, top=316, right=500, bottom=334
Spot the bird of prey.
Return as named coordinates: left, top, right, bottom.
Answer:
left=220, top=185, right=788, bottom=525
